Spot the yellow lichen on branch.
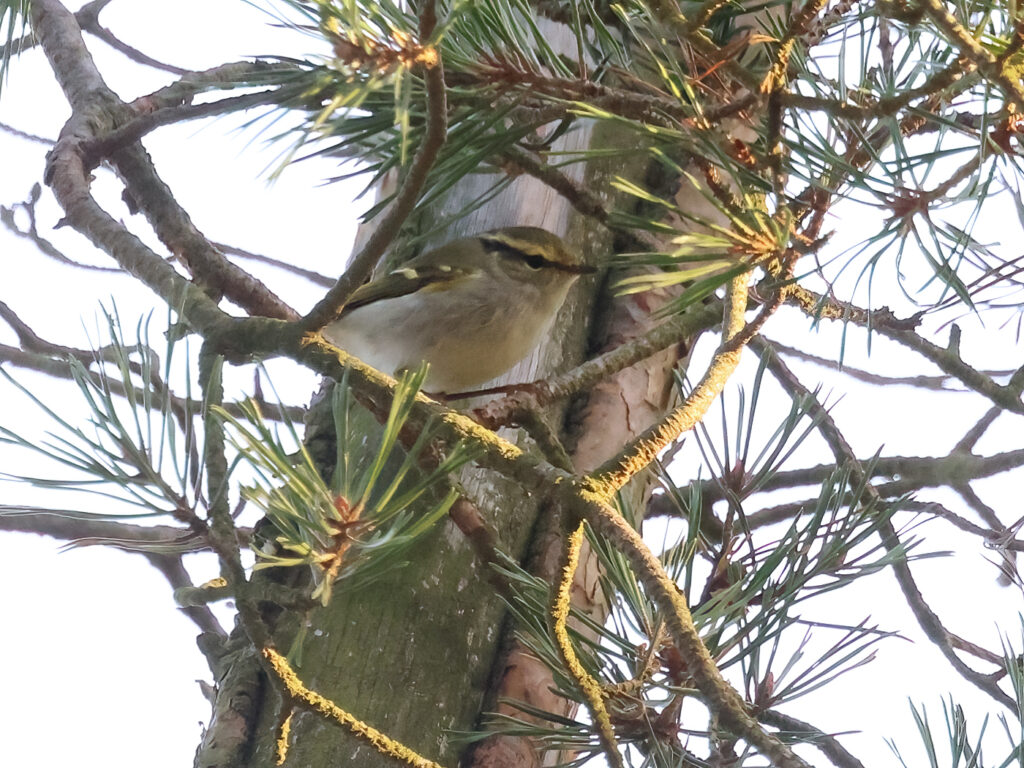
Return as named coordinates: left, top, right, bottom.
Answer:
left=275, top=712, right=292, bottom=765
left=550, top=521, right=622, bottom=768
left=591, top=270, right=751, bottom=496
left=262, top=647, right=443, bottom=768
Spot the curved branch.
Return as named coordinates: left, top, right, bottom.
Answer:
left=76, top=4, right=189, bottom=76
left=1, top=188, right=121, bottom=272
left=29, top=0, right=233, bottom=333
left=785, top=287, right=1024, bottom=415
left=30, top=1, right=296, bottom=321
left=301, top=1, right=448, bottom=331
left=753, top=336, right=1014, bottom=709
left=758, top=710, right=866, bottom=768
left=592, top=270, right=752, bottom=494
left=0, top=506, right=226, bottom=636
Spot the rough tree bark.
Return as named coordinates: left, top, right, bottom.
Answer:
left=218, top=21, right=688, bottom=768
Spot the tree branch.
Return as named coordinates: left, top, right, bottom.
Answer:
left=1, top=185, right=122, bottom=272
left=784, top=287, right=1024, bottom=415
left=75, top=2, right=189, bottom=76
left=31, top=0, right=231, bottom=334
left=592, top=270, right=753, bottom=495
left=768, top=337, right=1016, bottom=391
left=301, top=2, right=448, bottom=332
left=213, top=241, right=334, bottom=289
left=752, top=336, right=1014, bottom=709
left=83, top=85, right=306, bottom=159
left=0, top=506, right=227, bottom=636
left=758, top=710, right=866, bottom=768
left=0, top=506, right=202, bottom=550
left=30, top=2, right=297, bottom=322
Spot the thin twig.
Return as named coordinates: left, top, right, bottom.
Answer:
left=0, top=121, right=53, bottom=144
left=110, top=146, right=299, bottom=321
left=752, top=336, right=1014, bottom=709
left=1, top=188, right=121, bottom=272
left=758, top=710, right=866, bottom=768
left=78, top=11, right=190, bottom=75
left=302, top=0, right=447, bottom=332
left=213, top=241, right=334, bottom=288
left=84, top=86, right=306, bottom=159
left=784, top=286, right=1024, bottom=415
left=32, top=17, right=300, bottom=322
left=770, top=338, right=1016, bottom=391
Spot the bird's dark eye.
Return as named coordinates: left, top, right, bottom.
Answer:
left=484, top=237, right=548, bottom=270
left=522, top=252, right=545, bottom=270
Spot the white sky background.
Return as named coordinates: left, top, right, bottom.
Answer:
left=1, top=2, right=1023, bottom=767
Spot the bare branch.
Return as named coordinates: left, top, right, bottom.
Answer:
left=213, top=241, right=334, bottom=288
left=29, top=3, right=298, bottom=322
left=0, top=505, right=201, bottom=549
left=769, top=338, right=1017, bottom=390
left=0, top=506, right=227, bottom=636
left=903, top=500, right=1024, bottom=553
left=76, top=3, right=190, bottom=76
left=83, top=86, right=305, bottom=159
left=752, top=336, right=1014, bottom=709
left=0, top=121, right=52, bottom=145
left=1, top=187, right=122, bottom=273
left=785, top=287, right=1024, bottom=415
left=758, top=710, right=866, bottom=768
left=29, top=0, right=244, bottom=333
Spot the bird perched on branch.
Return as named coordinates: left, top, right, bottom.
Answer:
left=324, top=227, right=593, bottom=393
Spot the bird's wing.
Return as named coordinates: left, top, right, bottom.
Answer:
left=342, top=261, right=478, bottom=313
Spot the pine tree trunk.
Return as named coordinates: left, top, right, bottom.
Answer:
left=199, top=22, right=688, bottom=768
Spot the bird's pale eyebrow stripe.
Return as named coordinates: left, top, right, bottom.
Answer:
left=480, top=236, right=549, bottom=262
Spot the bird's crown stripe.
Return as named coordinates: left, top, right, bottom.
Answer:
left=481, top=235, right=549, bottom=261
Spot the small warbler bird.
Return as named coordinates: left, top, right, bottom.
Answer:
left=323, top=227, right=593, bottom=393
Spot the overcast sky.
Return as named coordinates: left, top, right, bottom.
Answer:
left=2, top=3, right=1022, bottom=767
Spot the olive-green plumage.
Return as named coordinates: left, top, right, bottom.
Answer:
left=323, top=227, right=591, bottom=392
